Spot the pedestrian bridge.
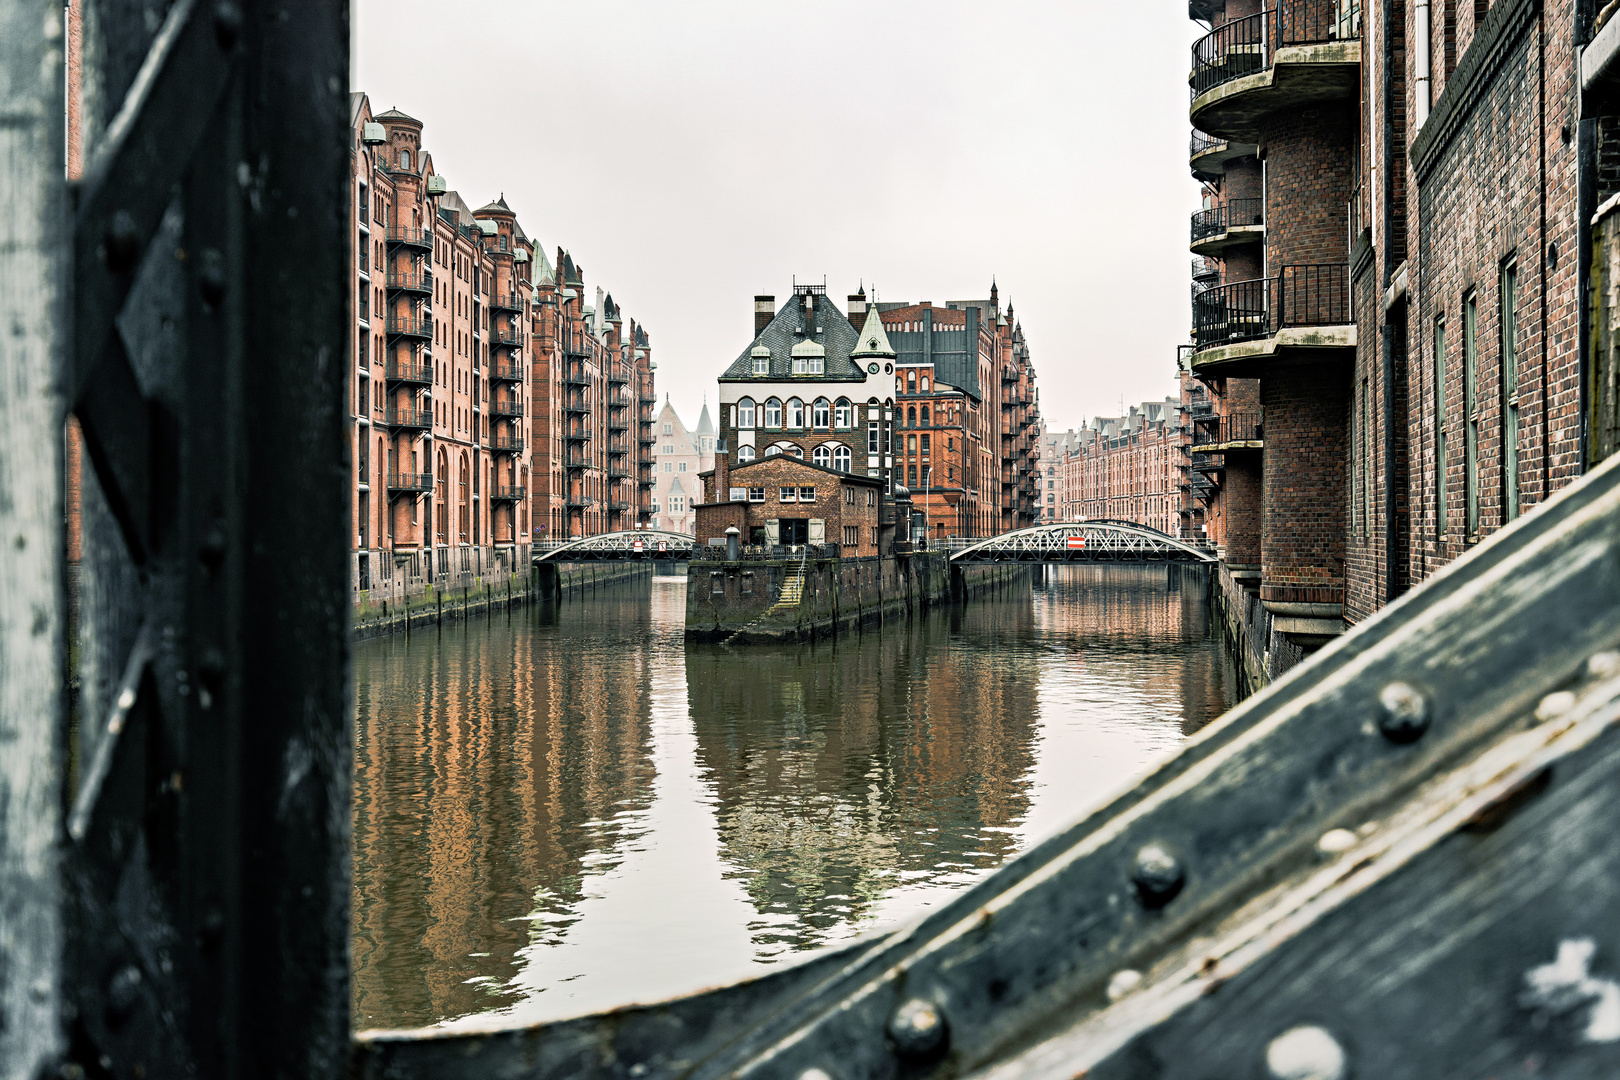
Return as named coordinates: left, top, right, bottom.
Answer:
left=945, top=520, right=1216, bottom=564
left=532, top=529, right=698, bottom=562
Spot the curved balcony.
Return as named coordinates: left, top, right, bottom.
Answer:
left=384, top=361, right=431, bottom=387
left=384, top=226, right=433, bottom=251
left=385, top=271, right=432, bottom=296
left=491, top=486, right=525, bottom=502
left=1190, top=2, right=1361, bottom=141
left=1189, top=128, right=1259, bottom=181
left=490, top=293, right=524, bottom=313
left=1193, top=409, right=1265, bottom=452
left=386, top=471, right=432, bottom=493
left=1189, top=264, right=1354, bottom=376
left=384, top=407, right=431, bottom=431
left=385, top=315, right=432, bottom=340
left=1190, top=197, right=1264, bottom=256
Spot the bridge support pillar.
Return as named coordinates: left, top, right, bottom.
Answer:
left=534, top=562, right=560, bottom=602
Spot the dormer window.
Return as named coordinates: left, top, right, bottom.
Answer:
left=792, top=355, right=807, bottom=375
left=750, top=343, right=770, bottom=375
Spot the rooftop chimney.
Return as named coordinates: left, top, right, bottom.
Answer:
left=754, top=295, right=774, bottom=335
left=848, top=292, right=867, bottom=320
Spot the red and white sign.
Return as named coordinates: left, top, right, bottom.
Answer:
left=1066, top=537, right=1087, bottom=549
left=632, top=540, right=645, bottom=552
left=657, top=541, right=669, bottom=552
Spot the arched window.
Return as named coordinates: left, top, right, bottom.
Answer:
left=764, top=398, right=782, bottom=428
left=907, top=371, right=916, bottom=393
left=436, top=449, right=449, bottom=542
left=787, top=398, right=804, bottom=428
left=833, top=444, right=851, bottom=472
left=921, top=376, right=930, bottom=392
left=812, top=398, right=830, bottom=428
left=834, top=398, right=852, bottom=429
left=921, top=406, right=931, bottom=425
left=813, top=445, right=831, bottom=467
left=765, top=444, right=781, bottom=457
left=738, top=397, right=755, bottom=429
left=737, top=445, right=755, bottom=462
left=400, top=149, right=411, bottom=170
left=791, top=445, right=803, bottom=458
left=907, top=406, right=917, bottom=428
left=458, top=452, right=470, bottom=543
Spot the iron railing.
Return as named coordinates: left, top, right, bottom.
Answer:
left=489, top=362, right=522, bottom=382
left=385, top=272, right=431, bottom=294
left=1191, top=197, right=1264, bottom=242
left=490, top=398, right=523, bottom=418
left=489, top=293, right=523, bottom=312
left=384, top=361, right=431, bottom=385
left=1193, top=410, right=1265, bottom=446
left=1192, top=255, right=1220, bottom=281
left=1191, top=1, right=1362, bottom=99
left=385, top=471, right=433, bottom=492
left=385, top=315, right=432, bottom=339
left=385, top=225, right=433, bottom=249
left=384, top=407, right=431, bottom=430
left=491, top=486, right=525, bottom=501
left=1190, top=128, right=1225, bottom=157
left=489, top=330, right=522, bottom=347
left=491, top=436, right=524, bottom=454
left=1192, top=263, right=1350, bottom=349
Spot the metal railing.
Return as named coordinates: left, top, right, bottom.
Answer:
left=1192, top=255, right=1220, bottom=281
left=490, top=436, right=523, bottom=453
left=384, top=315, right=431, bottom=339
left=489, top=330, right=521, bottom=347
left=385, top=225, right=433, bottom=248
left=384, top=272, right=431, bottom=294
left=489, top=293, right=523, bottom=312
left=1190, top=128, right=1225, bottom=157
left=1191, top=197, right=1264, bottom=243
left=1193, top=410, right=1264, bottom=446
left=384, top=407, right=431, bottom=430
left=1191, top=2, right=1361, bottom=99
left=384, top=361, right=430, bottom=385
left=489, top=362, right=522, bottom=382
left=1192, top=263, right=1350, bottom=349
left=491, top=486, right=525, bottom=501
left=385, top=471, right=432, bottom=492
left=489, top=398, right=523, bottom=418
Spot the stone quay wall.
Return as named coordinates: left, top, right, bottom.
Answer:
left=353, top=561, right=650, bottom=641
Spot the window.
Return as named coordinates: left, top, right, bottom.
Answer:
left=844, top=487, right=855, bottom=505
left=921, top=406, right=930, bottom=426
left=400, top=149, right=411, bottom=169
left=765, top=444, right=781, bottom=457
left=779, top=487, right=797, bottom=502
left=833, top=444, right=851, bottom=472
left=907, top=406, right=917, bottom=428
left=799, top=486, right=816, bottom=501
left=748, top=487, right=766, bottom=502
left=810, top=356, right=824, bottom=375
left=834, top=401, right=851, bottom=429
left=764, top=399, right=782, bottom=428
left=1435, top=319, right=1448, bottom=538
left=844, top=525, right=858, bottom=546
left=358, top=282, right=368, bottom=320
left=752, top=350, right=768, bottom=375
left=907, top=371, right=916, bottom=393
left=788, top=399, right=804, bottom=428
left=662, top=444, right=673, bottom=455
left=663, top=423, right=672, bottom=434
left=737, top=445, right=755, bottom=462
left=907, top=435, right=917, bottom=453
left=813, top=399, right=830, bottom=428
left=871, top=527, right=879, bottom=546
left=792, top=354, right=807, bottom=375
left=679, top=462, right=687, bottom=472
left=1501, top=262, right=1520, bottom=521
left=868, top=421, right=879, bottom=455
left=1465, top=293, right=1479, bottom=535
left=867, top=489, right=877, bottom=507
left=813, top=445, right=831, bottom=467
left=921, top=435, right=930, bottom=456
left=907, top=465, right=917, bottom=486
left=921, top=376, right=930, bottom=392
left=738, top=397, right=756, bottom=428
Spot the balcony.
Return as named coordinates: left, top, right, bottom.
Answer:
left=385, top=272, right=432, bottom=296
left=384, top=361, right=431, bottom=386
left=608, top=500, right=631, bottom=512
left=489, top=330, right=522, bottom=349
left=564, top=370, right=590, bottom=388
left=491, top=486, right=525, bottom=502
left=490, top=362, right=523, bottom=383
left=565, top=496, right=593, bottom=509
left=491, top=436, right=524, bottom=454
left=607, top=440, right=629, bottom=457
left=608, top=466, right=630, bottom=480
left=607, top=368, right=629, bottom=385
left=1193, top=409, right=1264, bottom=451
left=1192, top=256, right=1220, bottom=284
left=490, top=398, right=523, bottom=418
left=385, top=407, right=431, bottom=431
left=608, top=417, right=629, bottom=432
left=563, top=394, right=589, bottom=415
left=385, top=315, right=432, bottom=340
left=1189, top=128, right=1259, bottom=181
left=385, top=226, right=433, bottom=250
left=1190, top=263, right=1354, bottom=375
left=639, top=392, right=656, bottom=405
left=1190, top=197, right=1264, bottom=256
left=563, top=452, right=591, bottom=469
left=1190, top=2, right=1362, bottom=141
left=490, top=293, right=523, bottom=313
left=386, top=471, right=432, bottom=493
left=564, top=427, right=589, bottom=443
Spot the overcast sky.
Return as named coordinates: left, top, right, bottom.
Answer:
left=355, top=2, right=1203, bottom=434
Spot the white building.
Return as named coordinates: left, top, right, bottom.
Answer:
left=651, top=398, right=702, bottom=534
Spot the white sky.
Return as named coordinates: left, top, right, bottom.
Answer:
left=355, top=1, right=1204, bottom=435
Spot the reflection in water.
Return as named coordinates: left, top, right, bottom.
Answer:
left=350, top=565, right=1233, bottom=1030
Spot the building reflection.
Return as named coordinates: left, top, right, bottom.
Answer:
left=350, top=587, right=658, bottom=1029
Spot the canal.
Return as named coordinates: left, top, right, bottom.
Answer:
left=350, top=564, right=1237, bottom=1032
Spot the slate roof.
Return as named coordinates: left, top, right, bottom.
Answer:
left=373, top=108, right=420, bottom=124
left=728, top=455, right=882, bottom=485
left=884, top=303, right=984, bottom=401
left=718, top=294, right=867, bottom=382
left=475, top=194, right=513, bottom=215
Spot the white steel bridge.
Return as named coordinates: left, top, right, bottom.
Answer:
left=531, top=530, right=698, bottom=562
left=944, top=520, right=1215, bottom=564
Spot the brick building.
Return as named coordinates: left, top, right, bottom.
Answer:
left=1180, top=0, right=1596, bottom=674
left=349, top=95, right=654, bottom=603
left=650, top=398, right=706, bottom=534
left=695, top=457, right=883, bottom=557
left=1061, top=401, right=1183, bottom=535
left=1037, top=424, right=1082, bottom=522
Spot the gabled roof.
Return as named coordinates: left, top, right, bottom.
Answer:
left=850, top=301, right=896, bottom=359
left=728, top=455, right=881, bottom=485
left=718, top=293, right=866, bottom=381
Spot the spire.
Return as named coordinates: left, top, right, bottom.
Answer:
left=850, top=299, right=896, bottom=359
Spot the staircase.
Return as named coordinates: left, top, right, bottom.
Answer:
left=718, top=550, right=809, bottom=648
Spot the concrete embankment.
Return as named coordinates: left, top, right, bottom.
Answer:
left=685, top=551, right=1033, bottom=644
left=352, top=562, right=651, bottom=641
left=1208, top=561, right=1304, bottom=695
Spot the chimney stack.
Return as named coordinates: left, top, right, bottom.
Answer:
left=754, top=295, right=775, bottom=335
left=847, top=292, right=867, bottom=320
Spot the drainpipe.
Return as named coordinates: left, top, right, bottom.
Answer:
left=1414, top=0, right=1432, bottom=128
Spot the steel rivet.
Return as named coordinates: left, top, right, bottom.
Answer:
left=1132, top=843, right=1185, bottom=908
left=1317, top=828, right=1357, bottom=854
left=214, top=2, right=243, bottom=48
left=887, top=997, right=948, bottom=1061
left=1106, top=969, right=1142, bottom=1002
left=105, top=964, right=142, bottom=1025
left=798, top=1070, right=836, bottom=1080
left=1534, top=691, right=1577, bottom=722
left=1377, top=681, right=1430, bottom=744
left=1587, top=651, right=1620, bottom=680
left=103, top=210, right=141, bottom=274
left=1265, top=1024, right=1347, bottom=1080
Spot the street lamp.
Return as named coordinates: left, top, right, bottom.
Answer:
left=923, top=466, right=932, bottom=543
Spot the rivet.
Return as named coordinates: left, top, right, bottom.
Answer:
left=1588, top=651, right=1620, bottom=680
left=103, top=210, right=142, bottom=273
left=214, top=1, right=243, bottom=48
left=1376, top=681, right=1430, bottom=744
left=105, top=964, right=142, bottom=1025
left=1316, top=828, right=1357, bottom=854
left=1534, top=691, right=1576, bottom=723
left=1265, top=1024, right=1346, bottom=1080
left=1106, top=969, right=1142, bottom=1002
left=887, top=997, right=948, bottom=1061
left=798, top=1070, right=836, bottom=1080
left=1132, top=843, right=1185, bottom=908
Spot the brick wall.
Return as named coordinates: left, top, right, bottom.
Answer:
left=1261, top=362, right=1350, bottom=607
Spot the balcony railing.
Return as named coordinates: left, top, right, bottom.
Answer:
left=1192, top=410, right=1264, bottom=446
left=491, top=486, right=525, bottom=501
left=1192, top=255, right=1220, bottom=282
left=385, top=272, right=431, bottom=295
left=607, top=368, right=629, bottom=385
left=491, top=436, right=524, bottom=454
left=1192, top=3, right=1361, bottom=99
left=490, top=362, right=523, bottom=382
left=1190, top=128, right=1225, bottom=157
left=490, top=293, right=523, bottom=313
left=564, top=428, right=589, bottom=442
left=564, top=370, right=590, bottom=387
left=1191, top=264, right=1350, bottom=350
left=386, top=471, right=432, bottom=492
left=608, top=418, right=629, bottom=432
left=1191, top=197, right=1264, bottom=243
left=563, top=395, right=589, bottom=415
left=385, top=315, right=432, bottom=339
left=489, top=330, right=522, bottom=348
left=384, top=226, right=433, bottom=249
left=490, top=398, right=523, bottom=418
left=384, top=407, right=431, bottom=430
left=384, top=361, right=431, bottom=385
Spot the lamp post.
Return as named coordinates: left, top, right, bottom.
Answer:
left=923, top=466, right=932, bottom=543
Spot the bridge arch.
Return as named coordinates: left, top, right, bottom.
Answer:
left=532, top=529, right=698, bottom=563
left=948, top=521, right=1214, bottom=564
